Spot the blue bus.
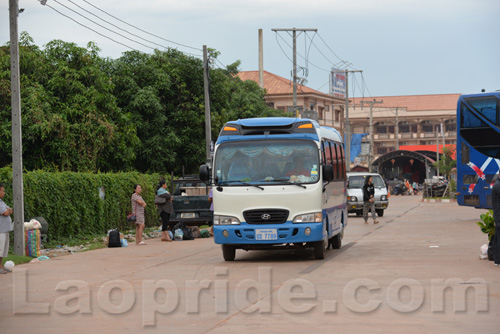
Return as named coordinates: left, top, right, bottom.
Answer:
left=200, top=117, right=347, bottom=260
left=456, top=91, right=500, bottom=209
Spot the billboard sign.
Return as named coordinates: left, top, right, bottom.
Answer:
left=331, top=69, right=346, bottom=99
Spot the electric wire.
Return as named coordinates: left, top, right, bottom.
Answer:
left=42, top=1, right=141, bottom=52
left=306, top=32, right=342, bottom=70
left=274, top=32, right=330, bottom=72
left=82, top=0, right=202, bottom=52
left=38, top=1, right=204, bottom=69
left=361, top=73, right=374, bottom=98
left=53, top=0, right=160, bottom=51
left=65, top=0, right=202, bottom=58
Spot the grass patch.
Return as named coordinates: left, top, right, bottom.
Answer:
left=44, top=233, right=107, bottom=248
left=2, top=254, right=33, bottom=265
left=81, top=240, right=107, bottom=252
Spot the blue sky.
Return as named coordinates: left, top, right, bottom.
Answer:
left=1, top=0, right=499, bottom=97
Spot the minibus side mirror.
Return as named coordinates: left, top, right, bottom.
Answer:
left=322, top=164, right=334, bottom=182
left=199, top=164, right=210, bottom=182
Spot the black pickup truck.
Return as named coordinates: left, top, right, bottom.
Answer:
left=170, top=175, right=212, bottom=227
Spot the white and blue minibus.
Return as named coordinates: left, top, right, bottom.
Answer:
left=200, top=117, right=347, bottom=260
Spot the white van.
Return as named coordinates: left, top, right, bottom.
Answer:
left=346, top=172, right=389, bottom=217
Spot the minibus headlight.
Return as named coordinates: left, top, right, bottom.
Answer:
left=214, top=215, right=240, bottom=225
left=381, top=195, right=387, bottom=201
left=293, top=212, right=322, bottom=223
left=348, top=196, right=357, bottom=202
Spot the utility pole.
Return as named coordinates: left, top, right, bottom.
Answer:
left=441, top=121, right=445, bottom=156
left=361, top=99, right=384, bottom=170
left=436, top=124, right=440, bottom=178
left=331, top=69, right=362, bottom=171
left=9, top=0, right=25, bottom=255
left=271, top=28, right=317, bottom=117
left=202, top=45, right=212, bottom=165
left=258, top=29, right=264, bottom=89
left=395, top=107, right=399, bottom=150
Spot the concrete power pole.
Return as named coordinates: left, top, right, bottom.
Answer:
left=9, top=0, right=25, bottom=255
left=395, top=107, right=399, bottom=150
left=258, top=29, right=264, bottom=89
left=203, top=45, right=212, bottom=165
left=361, top=99, right=384, bottom=171
left=436, top=125, right=440, bottom=178
left=271, top=28, right=317, bottom=117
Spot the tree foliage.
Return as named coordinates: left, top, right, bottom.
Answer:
left=432, top=146, right=456, bottom=181
left=0, top=34, right=285, bottom=174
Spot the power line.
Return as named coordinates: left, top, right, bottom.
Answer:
left=274, top=32, right=330, bottom=72
left=315, top=32, right=346, bottom=65
left=361, top=73, right=374, bottom=98
left=305, top=32, right=346, bottom=70
left=53, top=0, right=158, bottom=51
left=39, top=1, right=204, bottom=69
left=64, top=0, right=201, bottom=58
left=42, top=1, right=141, bottom=52
left=82, top=0, right=202, bottom=52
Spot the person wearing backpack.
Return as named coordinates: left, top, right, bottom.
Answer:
left=156, top=180, right=174, bottom=242
left=362, top=176, right=379, bottom=224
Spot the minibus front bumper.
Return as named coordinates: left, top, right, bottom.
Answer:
left=213, top=221, right=324, bottom=246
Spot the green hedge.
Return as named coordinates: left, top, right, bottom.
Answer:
left=0, top=167, right=169, bottom=240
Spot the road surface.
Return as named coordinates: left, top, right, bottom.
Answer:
left=0, top=195, right=498, bottom=333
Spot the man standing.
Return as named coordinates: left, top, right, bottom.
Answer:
left=0, top=183, right=13, bottom=274
left=492, top=176, right=500, bottom=266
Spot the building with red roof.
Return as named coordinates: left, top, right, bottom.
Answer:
left=237, top=71, right=345, bottom=129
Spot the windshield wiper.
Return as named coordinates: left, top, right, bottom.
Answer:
left=219, top=180, right=264, bottom=190
left=272, top=178, right=307, bottom=189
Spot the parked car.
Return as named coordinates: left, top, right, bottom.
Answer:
left=346, top=172, right=389, bottom=217
left=170, top=175, right=212, bottom=227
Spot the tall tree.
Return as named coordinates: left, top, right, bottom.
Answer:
left=0, top=35, right=285, bottom=174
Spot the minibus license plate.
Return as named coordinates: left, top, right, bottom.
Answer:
left=255, top=229, right=277, bottom=240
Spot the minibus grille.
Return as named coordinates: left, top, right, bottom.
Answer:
left=243, top=209, right=289, bottom=224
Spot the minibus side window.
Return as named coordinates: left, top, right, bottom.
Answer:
left=340, top=144, right=346, bottom=180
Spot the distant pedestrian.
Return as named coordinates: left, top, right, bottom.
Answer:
left=156, top=180, right=173, bottom=242
left=132, top=184, right=147, bottom=245
left=362, top=176, right=379, bottom=224
left=0, top=183, right=13, bottom=274
left=492, top=176, right=500, bottom=266
left=208, top=188, right=214, bottom=236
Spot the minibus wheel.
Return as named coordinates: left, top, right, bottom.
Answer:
left=222, top=244, right=236, bottom=261
left=313, top=239, right=326, bottom=259
left=376, top=209, right=384, bottom=217
left=330, top=232, right=342, bottom=249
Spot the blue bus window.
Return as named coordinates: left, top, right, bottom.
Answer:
left=467, top=97, right=498, bottom=125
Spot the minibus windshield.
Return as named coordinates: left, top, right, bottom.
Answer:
left=215, top=139, right=320, bottom=185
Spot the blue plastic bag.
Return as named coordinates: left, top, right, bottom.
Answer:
left=121, top=239, right=128, bottom=247
left=174, top=228, right=184, bottom=241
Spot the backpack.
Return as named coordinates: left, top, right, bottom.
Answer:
left=173, top=222, right=186, bottom=231
left=108, top=229, right=121, bottom=248
left=182, top=227, right=194, bottom=241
